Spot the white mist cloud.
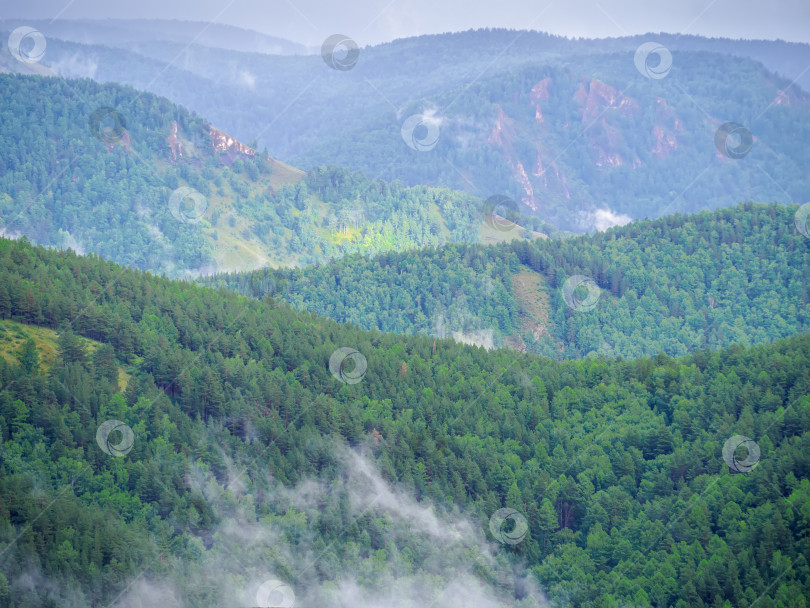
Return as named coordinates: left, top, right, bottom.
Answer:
left=236, top=69, right=257, bottom=90
left=340, top=448, right=471, bottom=542
left=49, top=53, right=99, bottom=78
left=58, top=229, right=86, bottom=255
left=0, top=227, right=23, bottom=240
left=583, top=207, right=632, bottom=231
left=434, top=299, right=496, bottom=350
left=115, top=440, right=547, bottom=608
left=113, top=579, right=184, bottom=608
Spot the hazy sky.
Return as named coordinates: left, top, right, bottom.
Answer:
left=5, top=0, right=810, bottom=46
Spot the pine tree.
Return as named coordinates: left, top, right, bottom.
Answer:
left=92, top=343, right=118, bottom=385
left=57, top=326, right=86, bottom=366
left=0, top=284, right=10, bottom=319
left=17, top=337, right=40, bottom=374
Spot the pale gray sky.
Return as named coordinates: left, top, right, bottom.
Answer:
left=4, top=0, right=809, bottom=46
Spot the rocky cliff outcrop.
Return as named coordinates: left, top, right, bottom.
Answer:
left=208, top=125, right=256, bottom=156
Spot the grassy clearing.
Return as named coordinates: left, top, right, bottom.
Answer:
left=505, top=266, right=556, bottom=352
left=0, top=319, right=130, bottom=390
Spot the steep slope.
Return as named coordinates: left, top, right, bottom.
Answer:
left=4, top=26, right=810, bottom=231
left=0, top=319, right=129, bottom=388
left=296, top=53, right=810, bottom=231
left=205, top=202, right=810, bottom=358
left=0, top=74, right=543, bottom=276
left=0, top=73, right=304, bottom=276
left=0, top=235, right=808, bottom=607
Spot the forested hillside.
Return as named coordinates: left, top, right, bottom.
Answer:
left=204, top=202, right=810, bottom=359
left=0, top=236, right=808, bottom=607
left=0, top=74, right=541, bottom=277
left=0, top=74, right=289, bottom=276
left=7, top=26, right=810, bottom=230
left=296, top=52, right=810, bottom=231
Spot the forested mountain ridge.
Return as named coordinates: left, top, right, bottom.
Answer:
left=0, top=18, right=308, bottom=55
left=295, top=51, right=810, bottom=231
left=0, top=234, right=809, bottom=607
left=0, top=73, right=301, bottom=276
left=0, top=74, right=543, bottom=277
left=204, top=201, right=810, bottom=359
left=6, top=25, right=810, bottom=231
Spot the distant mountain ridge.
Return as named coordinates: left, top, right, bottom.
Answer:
left=3, top=25, right=808, bottom=231
left=0, top=18, right=308, bottom=55
left=0, top=74, right=544, bottom=277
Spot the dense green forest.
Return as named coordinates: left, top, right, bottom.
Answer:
left=0, top=74, right=546, bottom=276
left=253, top=164, right=548, bottom=263
left=0, top=74, right=272, bottom=275
left=0, top=235, right=808, bottom=606
left=203, top=202, right=810, bottom=359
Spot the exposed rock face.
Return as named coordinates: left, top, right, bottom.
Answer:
left=483, top=76, right=699, bottom=222
left=574, top=78, right=639, bottom=124
left=489, top=106, right=537, bottom=209
left=651, top=125, right=677, bottom=159
left=650, top=97, right=682, bottom=160
left=488, top=106, right=517, bottom=152
left=531, top=78, right=550, bottom=124
left=770, top=84, right=809, bottom=107
left=208, top=125, right=255, bottom=156
left=167, top=121, right=182, bottom=160
left=530, top=77, right=552, bottom=103
left=573, top=78, right=640, bottom=168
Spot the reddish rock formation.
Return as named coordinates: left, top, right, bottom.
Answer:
left=574, top=78, right=638, bottom=125
left=572, top=78, right=639, bottom=168
left=774, top=90, right=791, bottom=106
left=208, top=125, right=256, bottom=156
left=550, top=162, right=571, bottom=199
left=650, top=97, right=682, bottom=160
left=488, top=106, right=535, bottom=209
left=514, top=161, right=535, bottom=207
left=532, top=149, right=548, bottom=190
left=167, top=121, right=182, bottom=161
left=530, top=77, right=552, bottom=102
left=651, top=124, right=678, bottom=159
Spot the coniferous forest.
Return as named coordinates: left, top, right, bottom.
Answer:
left=1, top=234, right=809, bottom=607
left=2, top=12, right=810, bottom=608
left=205, top=202, right=810, bottom=359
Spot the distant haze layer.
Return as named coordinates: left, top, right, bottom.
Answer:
left=5, top=0, right=810, bottom=46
